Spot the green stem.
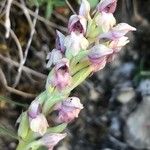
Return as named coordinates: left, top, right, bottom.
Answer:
left=16, top=131, right=36, bottom=150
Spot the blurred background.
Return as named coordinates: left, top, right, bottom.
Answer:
left=0, top=0, right=150, bottom=149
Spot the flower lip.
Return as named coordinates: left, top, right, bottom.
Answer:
left=97, top=0, right=117, bottom=13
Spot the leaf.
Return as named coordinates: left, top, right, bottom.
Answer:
left=45, top=0, right=53, bottom=19
left=0, top=124, right=19, bottom=140
left=0, top=95, right=28, bottom=108
left=52, top=0, right=65, bottom=7
left=18, top=112, right=29, bottom=139
left=88, top=0, right=99, bottom=8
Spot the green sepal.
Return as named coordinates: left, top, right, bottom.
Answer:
left=45, top=69, right=55, bottom=94
left=65, top=66, right=92, bottom=93
left=18, top=112, right=29, bottom=139
left=42, top=93, right=69, bottom=115
left=47, top=123, right=67, bottom=133
left=70, top=50, right=88, bottom=67
left=86, top=19, right=102, bottom=39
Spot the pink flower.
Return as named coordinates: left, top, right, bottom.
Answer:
left=28, top=100, right=49, bottom=135
left=97, top=0, right=117, bottom=13
left=55, top=30, right=65, bottom=53
left=79, top=0, right=90, bottom=19
left=95, top=12, right=116, bottom=32
left=64, top=32, right=89, bottom=58
left=100, top=23, right=136, bottom=40
left=41, top=133, right=67, bottom=150
left=68, top=15, right=87, bottom=34
left=88, top=44, right=113, bottom=71
left=46, top=49, right=63, bottom=68
left=107, top=36, right=129, bottom=62
left=49, top=58, right=71, bottom=90
left=55, top=97, right=83, bottom=123
left=109, top=36, right=129, bottom=52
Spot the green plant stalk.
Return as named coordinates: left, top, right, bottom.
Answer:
left=16, top=131, right=35, bottom=150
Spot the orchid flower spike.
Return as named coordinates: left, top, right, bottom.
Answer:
left=28, top=100, right=49, bottom=135
left=49, top=58, right=71, bottom=90
left=55, top=30, right=65, bottom=53
left=100, top=23, right=136, bottom=40
left=79, top=0, right=91, bottom=19
left=55, top=97, right=83, bottom=123
left=97, top=0, right=117, bottom=13
left=40, top=133, right=67, bottom=150
left=68, top=15, right=87, bottom=34
left=46, top=49, right=63, bottom=68
left=88, top=44, right=113, bottom=71
left=64, top=32, right=89, bottom=58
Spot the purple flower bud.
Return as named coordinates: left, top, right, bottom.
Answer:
left=99, top=23, right=136, bottom=41
left=46, top=49, right=63, bottom=68
left=88, top=44, right=113, bottom=71
left=68, top=15, right=87, bottom=34
left=55, top=97, right=83, bottom=123
left=49, top=58, right=71, bottom=90
left=79, top=0, right=90, bottom=19
left=55, top=30, right=65, bottom=53
left=41, top=133, right=67, bottom=150
left=97, top=0, right=117, bottom=13
left=28, top=100, right=41, bottom=119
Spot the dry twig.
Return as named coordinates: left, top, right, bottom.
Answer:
left=12, top=0, right=68, bottom=33
left=0, top=54, right=47, bottom=79
left=4, top=0, right=13, bottom=38
left=13, top=7, right=39, bottom=87
left=0, top=68, right=36, bottom=98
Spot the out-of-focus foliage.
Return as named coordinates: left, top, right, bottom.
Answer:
left=28, top=0, right=66, bottom=18
left=78, top=0, right=99, bottom=8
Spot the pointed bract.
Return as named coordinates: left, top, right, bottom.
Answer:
left=79, top=0, right=90, bottom=19
left=55, top=30, right=65, bottom=53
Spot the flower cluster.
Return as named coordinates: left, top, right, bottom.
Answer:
left=16, top=0, right=136, bottom=150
